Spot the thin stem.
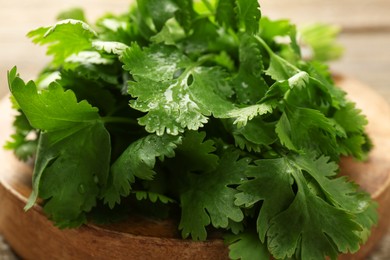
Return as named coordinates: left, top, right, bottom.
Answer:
left=254, top=35, right=273, bottom=55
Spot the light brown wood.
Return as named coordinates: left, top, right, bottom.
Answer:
left=0, top=77, right=390, bottom=259
left=336, top=76, right=390, bottom=260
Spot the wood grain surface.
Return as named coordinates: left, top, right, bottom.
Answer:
left=0, top=0, right=390, bottom=259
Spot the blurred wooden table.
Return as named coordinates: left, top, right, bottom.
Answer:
left=0, top=0, right=389, bottom=259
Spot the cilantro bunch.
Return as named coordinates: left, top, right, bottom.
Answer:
left=6, top=0, right=377, bottom=259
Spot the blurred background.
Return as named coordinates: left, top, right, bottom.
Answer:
left=0, top=0, right=389, bottom=258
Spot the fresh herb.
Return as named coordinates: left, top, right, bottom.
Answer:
left=6, top=0, right=377, bottom=259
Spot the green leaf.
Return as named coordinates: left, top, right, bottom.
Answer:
left=236, top=0, right=261, bottom=34
left=8, top=70, right=110, bottom=227
left=227, top=103, right=274, bottom=128
left=215, top=0, right=237, bottom=29
left=233, top=34, right=268, bottom=104
left=232, top=118, right=277, bottom=153
left=275, top=104, right=337, bottom=156
left=9, top=79, right=99, bottom=132
left=103, top=134, right=181, bottom=208
left=236, top=154, right=374, bottom=259
left=56, top=7, right=86, bottom=22
left=4, top=133, right=37, bottom=161
left=92, top=40, right=129, bottom=55
left=259, top=17, right=293, bottom=42
left=267, top=171, right=362, bottom=259
left=293, top=154, right=374, bottom=214
left=226, top=230, right=270, bottom=260
left=28, top=19, right=96, bottom=65
left=58, top=69, right=118, bottom=115
left=179, top=150, right=248, bottom=240
left=182, top=17, right=219, bottom=54
left=174, top=131, right=219, bottom=173
left=133, top=190, right=175, bottom=204
left=6, top=2, right=377, bottom=258
left=235, top=158, right=295, bottom=241
left=334, top=102, right=367, bottom=134
left=150, top=0, right=179, bottom=31
left=150, top=18, right=186, bottom=45
left=172, top=0, right=196, bottom=31
left=256, top=35, right=307, bottom=86
left=3, top=111, right=37, bottom=161
left=299, top=23, right=344, bottom=62
left=37, top=123, right=110, bottom=228
left=123, top=43, right=236, bottom=135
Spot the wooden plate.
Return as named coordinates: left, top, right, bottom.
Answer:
left=1, top=76, right=390, bottom=260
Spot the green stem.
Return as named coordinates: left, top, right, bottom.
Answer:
left=254, top=35, right=301, bottom=72
left=254, top=35, right=273, bottom=55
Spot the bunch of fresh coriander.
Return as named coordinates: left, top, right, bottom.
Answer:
left=6, top=0, right=377, bottom=259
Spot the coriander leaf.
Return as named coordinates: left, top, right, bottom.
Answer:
left=232, top=118, right=277, bottom=153
left=9, top=78, right=98, bottom=132
left=123, top=43, right=192, bottom=82
left=227, top=219, right=245, bottom=235
left=134, top=0, right=157, bottom=36
left=172, top=0, right=196, bottom=32
left=338, top=135, right=368, bottom=160
left=174, top=131, right=219, bottom=173
left=123, top=43, right=235, bottom=135
left=182, top=17, right=219, bottom=54
left=56, top=7, right=86, bottom=22
left=133, top=190, right=175, bottom=204
left=179, top=150, right=248, bottom=240
left=256, top=35, right=306, bottom=84
left=212, top=51, right=235, bottom=71
left=28, top=19, right=96, bottom=65
left=4, top=133, right=37, bottom=161
left=267, top=170, right=362, bottom=259
left=226, top=230, right=270, bottom=260
left=293, top=154, right=374, bottom=216
left=236, top=154, right=374, bottom=259
left=304, top=61, right=346, bottom=108
left=57, top=68, right=119, bottom=115
left=235, top=158, right=295, bottom=241
left=259, top=17, right=293, bottom=42
left=137, top=0, right=178, bottom=31
left=144, top=0, right=179, bottom=31
left=92, top=40, right=129, bottom=55
left=334, top=102, right=367, bottom=134
left=38, top=123, right=110, bottom=228
left=233, top=34, right=268, bottom=104
left=227, top=103, right=274, bottom=127
left=275, top=104, right=337, bottom=156
left=96, top=14, right=138, bottom=44
left=215, top=0, right=237, bottom=30
left=299, top=23, right=344, bottom=62
left=354, top=201, right=378, bottom=243
left=8, top=70, right=110, bottom=227
left=150, top=18, right=185, bottom=45
left=103, top=134, right=181, bottom=208
left=4, top=112, right=37, bottom=161
left=65, top=51, right=113, bottom=65
left=236, top=0, right=261, bottom=34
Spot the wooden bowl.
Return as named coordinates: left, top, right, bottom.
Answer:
left=1, top=76, right=390, bottom=259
